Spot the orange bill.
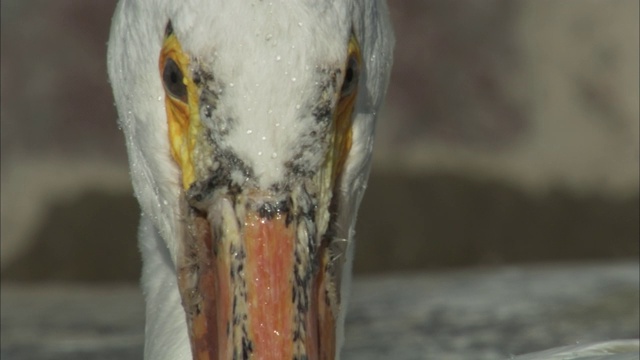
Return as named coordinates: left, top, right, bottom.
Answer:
left=177, top=194, right=336, bottom=360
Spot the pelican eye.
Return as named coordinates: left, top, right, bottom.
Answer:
left=163, top=57, right=187, bottom=102
left=341, top=54, right=359, bottom=97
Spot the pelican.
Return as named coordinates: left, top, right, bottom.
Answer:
left=108, top=1, right=392, bottom=359
left=107, top=1, right=638, bottom=359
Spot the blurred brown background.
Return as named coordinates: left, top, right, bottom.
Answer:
left=1, top=0, right=638, bottom=283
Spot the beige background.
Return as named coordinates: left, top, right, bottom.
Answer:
left=1, top=0, right=638, bottom=282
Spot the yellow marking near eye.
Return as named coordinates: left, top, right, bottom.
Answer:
left=160, top=32, right=202, bottom=190
left=161, top=30, right=359, bottom=192
left=331, top=35, right=361, bottom=187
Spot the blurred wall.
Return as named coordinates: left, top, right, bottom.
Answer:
left=1, top=0, right=638, bottom=282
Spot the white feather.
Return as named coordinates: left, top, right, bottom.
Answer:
left=108, top=1, right=394, bottom=359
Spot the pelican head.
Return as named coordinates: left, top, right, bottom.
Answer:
left=108, top=1, right=393, bottom=359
